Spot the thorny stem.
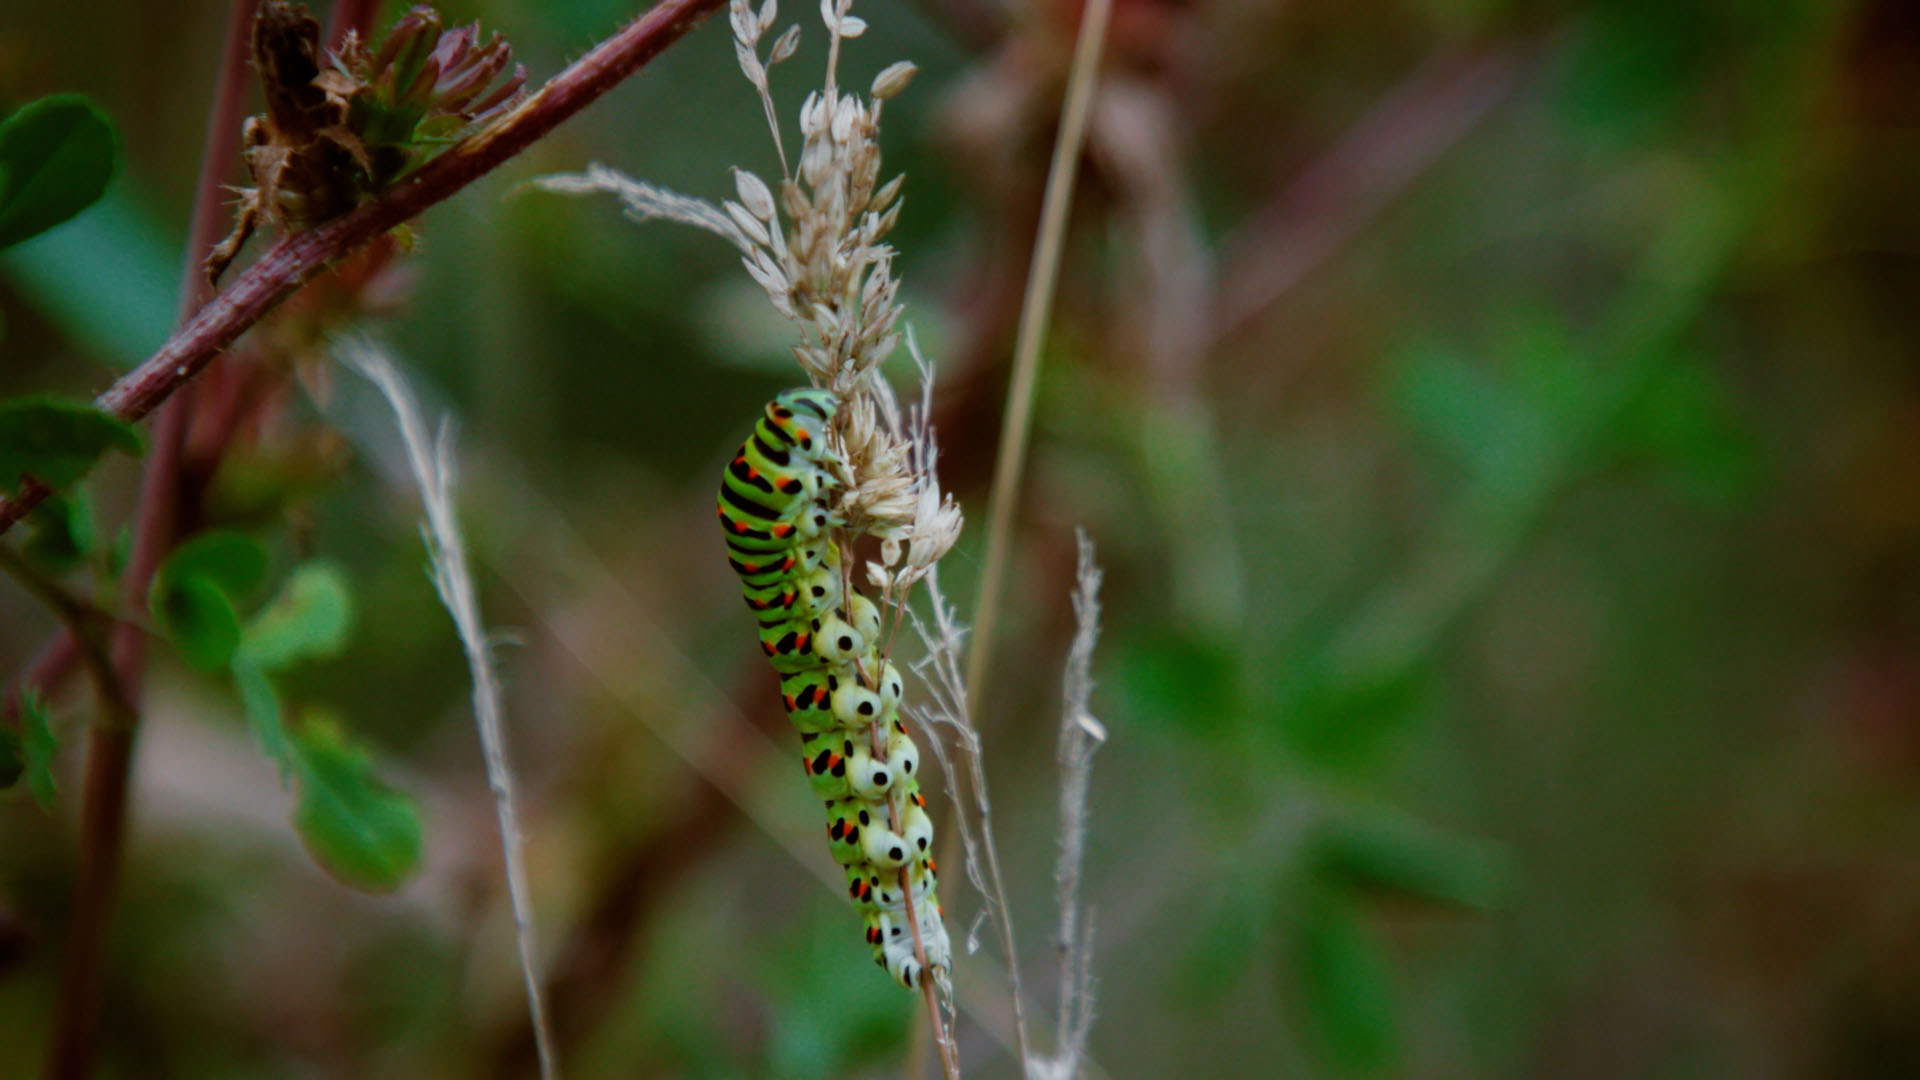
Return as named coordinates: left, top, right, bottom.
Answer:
left=960, top=0, right=1111, bottom=744
left=43, top=3, right=260, bottom=1075
left=0, top=0, right=734, bottom=540
left=953, top=0, right=1111, bottom=1071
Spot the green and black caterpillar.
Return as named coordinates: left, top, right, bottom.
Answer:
left=718, top=387, right=951, bottom=989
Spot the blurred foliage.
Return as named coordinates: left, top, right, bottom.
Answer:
left=0, top=95, right=117, bottom=252
left=287, top=712, right=422, bottom=893
left=16, top=692, right=55, bottom=809
left=1, top=0, right=1918, bottom=1076
left=150, top=530, right=271, bottom=672
left=0, top=397, right=141, bottom=491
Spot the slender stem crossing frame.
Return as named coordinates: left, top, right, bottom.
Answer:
left=0, top=0, right=731, bottom=540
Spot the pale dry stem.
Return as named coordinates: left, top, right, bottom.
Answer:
left=906, top=565, right=1033, bottom=1068
left=962, top=0, right=1113, bottom=741
left=339, top=340, right=558, bottom=1080
left=1037, top=532, right=1106, bottom=1079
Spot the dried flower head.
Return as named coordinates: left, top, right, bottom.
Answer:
left=208, top=1, right=525, bottom=282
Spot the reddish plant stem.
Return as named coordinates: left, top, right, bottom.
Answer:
left=0, top=0, right=730, bottom=539
left=41, top=0, right=262, bottom=1069
left=3, top=635, right=82, bottom=724
left=326, top=0, right=382, bottom=44
left=1208, top=43, right=1519, bottom=345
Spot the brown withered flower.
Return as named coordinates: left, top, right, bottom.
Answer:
left=207, top=2, right=525, bottom=283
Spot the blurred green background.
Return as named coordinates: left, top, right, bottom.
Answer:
left=5, top=0, right=1920, bottom=1076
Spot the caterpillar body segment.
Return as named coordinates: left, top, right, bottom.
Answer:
left=720, top=387, right=947, bottom=990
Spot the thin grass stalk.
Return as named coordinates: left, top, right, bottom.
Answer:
left=945, top=0, right=1111, bottom=1069
left=1047, top=531, right=1105, bottom=1077
left=961, top=0, right=1111, bottom=727
left=339, top=341, right=558, bottom=1080
left=904, top=563, right=1037, bottom=1073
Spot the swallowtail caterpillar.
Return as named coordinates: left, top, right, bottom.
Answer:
left=718, top=388, right=951, bottom=989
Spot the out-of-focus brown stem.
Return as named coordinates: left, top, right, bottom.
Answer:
left=0, top=0, right=731, bottom=540
left=4, top=635, right=82, bottom=725
left=326, top=0, right=382, bottom=44
left=489, top=772, right=735, bottom=1079
left=1209, top=43, right=1521, bottom=345
left=42, top=3, right=255, bottom=1077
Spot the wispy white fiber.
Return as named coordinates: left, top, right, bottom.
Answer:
left=338, top=339, right=558, bottom=1080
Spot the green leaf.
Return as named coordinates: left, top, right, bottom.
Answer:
left=239, top=562, right=354, bottom=670
left=157, top=530, right=269, bottom=597
left=149, top=531, right=270, bottom=671
left=0, top=95, right=119, bottom=251
left=0, top=397, right=142, bottom=491
left=1308, top=811, right=1515, bottom=912
left=153, top=573, right=242, bottom=671
left=290, top=716, right=422, bottom=893
left=1114, top=628, right=1242, bottom=736
left=1278, top=658, right=1431, bottom=769
left=1288, top=892, right=1400, bottom=1076
left=1386, top=341, right=1520, bottom=477
left=1611, top=360, right=1759, bottom=507
left=20, top=691, right=57, bottom=809
left=22, top=491, right=96, bottom=571
left=1175, top=870, right=1272, bottom=1005
left=231, top=656, right=292, bottom=777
